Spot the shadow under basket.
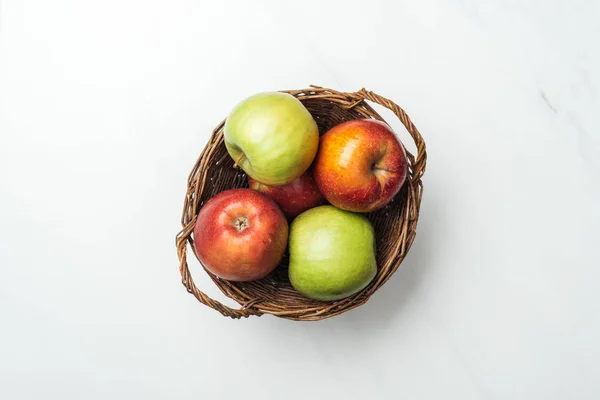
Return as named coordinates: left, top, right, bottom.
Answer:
left=176, top=86, right=427, bottom=321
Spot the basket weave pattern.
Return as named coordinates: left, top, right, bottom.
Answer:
left=176, top=86, right=427, bottom=321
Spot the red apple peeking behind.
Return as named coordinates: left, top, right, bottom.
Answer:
left=248, top=171, right=326, bottom=220
left=313, top=119, right=408, bottom=213
left=193, top=188, right=288, bottom=281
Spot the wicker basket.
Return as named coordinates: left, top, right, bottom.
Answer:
left=176, top=86, right=427, bottom=321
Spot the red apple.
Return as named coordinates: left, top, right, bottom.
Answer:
left=313, top=119, right=408, bottom=213
left=247, top=171, right=326, bottom=219
left=193, top=188, right=288, bottom=281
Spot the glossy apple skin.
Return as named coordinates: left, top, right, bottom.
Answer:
left=193, top=189, right=288, bottom=281
left=224, top=92, right=319, bottom=186
left=313, top=119, right=408, bottom=213
left=288, top=205, right=377, bottom=301
left=247, top=171, right=326, bottom=219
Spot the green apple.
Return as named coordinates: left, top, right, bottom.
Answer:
left=288, top=205, right=377, bottom=301
left=224, top=92, right=319, bottom=186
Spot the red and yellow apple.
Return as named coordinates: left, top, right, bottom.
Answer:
left=193, top=188, right=288, bottom=281
left=247, top=171, right=326, bottom=219
left=313, top=119, right=408, bottom=213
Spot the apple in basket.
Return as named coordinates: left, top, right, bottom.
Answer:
left=224, top=92, right=319, bottom=186
left=193, top=189, right=288, bottom=281
left=247, top=170, right=326, bottom=220
left=288, top=205, right=377, bottom=301
left=313, top=119, right=408, bottom=213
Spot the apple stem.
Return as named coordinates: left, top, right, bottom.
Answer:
left=234, top=216, right=249, bottom=232
left=372, top=164, right=392, bottom=172
left=233, top=153, right=245, bottom=168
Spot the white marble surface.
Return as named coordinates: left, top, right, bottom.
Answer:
left=1, top=0, right=599, bottom=399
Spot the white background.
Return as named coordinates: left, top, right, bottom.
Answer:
left=1, top=1, right=599, bottom=399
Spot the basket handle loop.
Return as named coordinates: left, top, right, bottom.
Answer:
left=349, top=88, right=427, bottom=181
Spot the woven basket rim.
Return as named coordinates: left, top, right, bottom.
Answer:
left=176, top=85, right=427, bottom=321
